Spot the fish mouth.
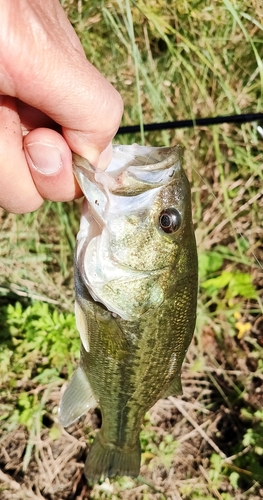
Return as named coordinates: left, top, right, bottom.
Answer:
left=105, top=144, right=182, bottom=195
left=73, top=144, right=182, bottom=226
left=73, top=144, right=183, bottom=255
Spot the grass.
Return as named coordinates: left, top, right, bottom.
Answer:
left=0, top=0, right=263, bottom=499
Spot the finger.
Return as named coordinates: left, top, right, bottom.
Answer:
left=17, top=99, right=59, bottom=134
left=24, top=128, right=82, bottom=202
left=1, top=0, right=123, bottom=165
left=0, top=96, right=43, bottom=213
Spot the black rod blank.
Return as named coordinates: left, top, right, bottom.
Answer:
left=117, top=112, right=263, bottom=135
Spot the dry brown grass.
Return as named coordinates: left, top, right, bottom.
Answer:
left=1, top=0, right=263, bottom=498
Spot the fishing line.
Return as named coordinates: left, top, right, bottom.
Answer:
left=117, top=112, right=263, bottom=134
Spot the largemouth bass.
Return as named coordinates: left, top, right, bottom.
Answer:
left=59, top=144, right=198, bottom=481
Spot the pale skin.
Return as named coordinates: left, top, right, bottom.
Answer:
left=0, top=0, right=123, bottom=214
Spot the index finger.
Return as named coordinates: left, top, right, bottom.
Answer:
left=0, top=0, right=123, bottom=163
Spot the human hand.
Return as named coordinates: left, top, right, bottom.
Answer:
left=0, top=0, right=123, bottom=213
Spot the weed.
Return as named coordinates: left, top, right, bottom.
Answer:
left=2, top=301, right=79, bottom=382
left=0, top=0, right=263, bottom=499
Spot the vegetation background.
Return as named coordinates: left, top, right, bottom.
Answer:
left=0, top=0, right=263, bottom=499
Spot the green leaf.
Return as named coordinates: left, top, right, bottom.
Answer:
left=33, top=368, right=63, bottom=384
left=49, top=425, right=61, bottom=440
left=229, top=471, right=240, bottom=490
left=201, top=271, right=232, bottom=291
left=226, top=272, right=257, bottom=299
left=198, top=251, right=224, bottom=279
left=201, top=271, right=257, bottom=300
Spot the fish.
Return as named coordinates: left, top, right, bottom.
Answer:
left=58, top=144, right=198, bottom=482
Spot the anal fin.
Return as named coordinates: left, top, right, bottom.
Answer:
left=59, top=366, right=98, bottom=427
left=162, top=375, right=183, bottom=398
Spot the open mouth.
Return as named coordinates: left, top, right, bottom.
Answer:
left=73, top=144, right=182, bottom=229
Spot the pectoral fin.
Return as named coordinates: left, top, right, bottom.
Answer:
left=59, top=366, right=98, bottom=427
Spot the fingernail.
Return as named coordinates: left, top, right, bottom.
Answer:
left=26, top=142, right=63, bottom=174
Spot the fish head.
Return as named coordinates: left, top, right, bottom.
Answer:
left=73, top=144, right=197, bottom=320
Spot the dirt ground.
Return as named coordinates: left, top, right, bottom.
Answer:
left=1, top=328, right=263, bottom=500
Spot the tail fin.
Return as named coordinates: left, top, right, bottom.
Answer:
left=84, top=432, right=141, bottom=482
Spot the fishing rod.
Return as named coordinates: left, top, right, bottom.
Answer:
left=117, top=112, right=263, bottom=135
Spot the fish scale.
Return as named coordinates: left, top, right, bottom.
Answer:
left=59, top=144, right=198, bottom=481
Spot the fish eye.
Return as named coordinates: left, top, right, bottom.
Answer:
left=159, top=208, right=181, bottom=233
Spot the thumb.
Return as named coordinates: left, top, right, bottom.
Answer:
left=61, top=77, right=123, bottom=167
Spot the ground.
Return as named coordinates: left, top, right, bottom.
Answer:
left=1, top=0, right=263, bottom=498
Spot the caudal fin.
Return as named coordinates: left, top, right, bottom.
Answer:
left=84, top=432, right=141, bottom=482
